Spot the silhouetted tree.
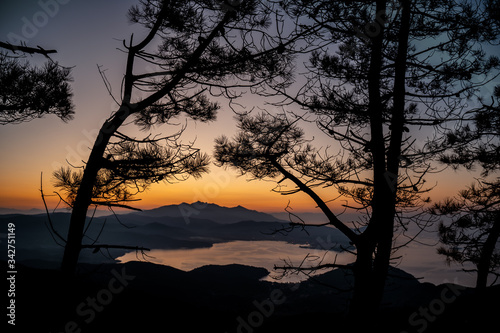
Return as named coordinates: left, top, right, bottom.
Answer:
left=57, top=0, right=295, bottom=275
left=432, top=180, right=500, bottom=289
left=0, top=43, right=74, bottom=124
left=440, top=85, right=500, bottom=173
left=432, top=82, right=500, bottom=290
left=215, top=0, right=500, bottom=319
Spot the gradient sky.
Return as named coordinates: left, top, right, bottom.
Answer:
left=0, top=0, right=490, bottom=214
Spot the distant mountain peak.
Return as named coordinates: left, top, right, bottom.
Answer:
left=135, top=202, right=282, bottom=224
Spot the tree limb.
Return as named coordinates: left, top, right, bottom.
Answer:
left=0, top=41, right=57, bottom=57
left=269, top=159, right=359, bottom=243
left=81, top=244, right=150, bottom=252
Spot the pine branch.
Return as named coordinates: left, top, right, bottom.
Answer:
left=0, top=41, right=57, bottom=57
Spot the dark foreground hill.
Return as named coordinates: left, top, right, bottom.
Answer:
left=7, top=260, right=500, bottom=333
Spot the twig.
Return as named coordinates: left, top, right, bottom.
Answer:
left=40, top=172, right=66, bottom=246
left=108, top=206, right=135, bottom=229
left=97, top=64, right=121, bottom=106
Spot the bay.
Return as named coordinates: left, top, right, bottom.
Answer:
left=116, top=240, right=355, bottom=282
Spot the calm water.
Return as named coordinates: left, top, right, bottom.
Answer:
left=117, top=240, right=354, bottom=282
left=117, top=240, right=477, bottom=285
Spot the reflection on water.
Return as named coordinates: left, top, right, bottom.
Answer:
left=117, top=239, right=480, bottom=286
left=116, top=240, right=355, bottom=282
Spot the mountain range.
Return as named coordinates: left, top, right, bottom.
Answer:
left=0, top=201, right=284, bottom=219
left=0, top=202, right=351, bottom=267
left=133, top=201, right=281, bottom=223
left=3, top=202, right=499, bottom=332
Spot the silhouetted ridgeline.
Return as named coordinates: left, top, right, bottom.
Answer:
left=2, top=204, right=499, bottom=332
left=0, top=203, right=352, bottom=266
left=5, top=260, right=499, bottom=333
left=134, top=201, right=282, bottom=223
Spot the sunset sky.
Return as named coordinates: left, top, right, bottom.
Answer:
left=0, top=0, right=490, bottom=214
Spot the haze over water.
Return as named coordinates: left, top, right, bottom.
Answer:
left=118, top=240, right=352, bottom=282
left=117, top=239, right=477, bottom=286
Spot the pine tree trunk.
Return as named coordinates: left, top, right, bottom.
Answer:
left=348, top=0, right=390, bottom=321
left=60, top=107, right=129, bottom=275
left=349, top=236, right=380, bottom=330
left=476, top=213, right=500, bottom=290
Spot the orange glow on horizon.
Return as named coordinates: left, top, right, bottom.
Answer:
left=0, top=164, right=480, bottom=213
left=0, top=170, right=341, bottom=213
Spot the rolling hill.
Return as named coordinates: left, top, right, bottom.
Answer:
left=0, top=202, right=351, bottom=267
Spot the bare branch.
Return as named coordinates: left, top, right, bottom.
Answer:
left=40, top=173, right=66, bottom=246
left=0, top=41, right=57, bottom=57
left=81, top=244, right=150, bottom=252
